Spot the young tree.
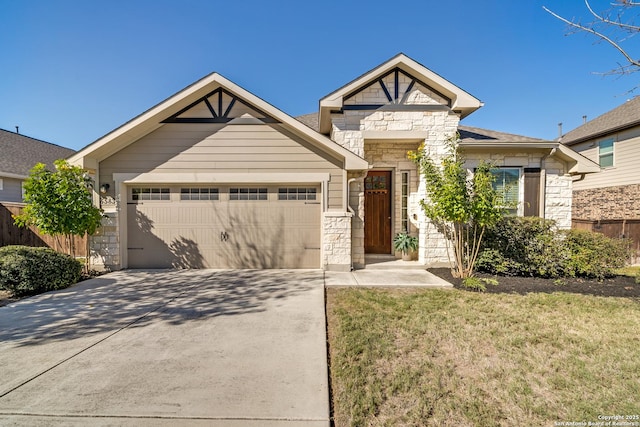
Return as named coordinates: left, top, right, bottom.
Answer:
left=14, top=159, right=103, bottom=258
left=409, top=136, right=505, bottom=279
left=544, top=1, right=640, bottom=76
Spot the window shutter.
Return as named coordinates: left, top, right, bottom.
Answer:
left=523, top=168, right=540, bottom=217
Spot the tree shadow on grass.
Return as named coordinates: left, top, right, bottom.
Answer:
left=0, top=268, right=322, bottom=346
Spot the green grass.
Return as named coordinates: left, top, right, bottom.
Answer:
left=326, top=288, right=640, bottom=426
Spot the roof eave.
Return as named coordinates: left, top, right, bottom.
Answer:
left=459, top=141, right=600, bottom=175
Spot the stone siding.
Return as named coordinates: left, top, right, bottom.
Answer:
left=334, top=108, right=460, bottom=266
left=90, top=212, right=119, bottom=271
left=573, top=184, right=640, bottom=220
left=323, top=212, right=352, bottom=271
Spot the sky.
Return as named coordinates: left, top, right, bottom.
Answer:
left=1, top=0, right=640, bottom=151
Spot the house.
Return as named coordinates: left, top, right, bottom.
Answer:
left=561, top=96, right=640, bottom=221
left=69, top=53, right=599, bottom=271
left=0, top=129, right=75, bottom=203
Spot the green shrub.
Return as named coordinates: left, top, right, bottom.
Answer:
left=561, top=229, right=630, bottom=279
left=477, top=217, right=566, bottom=278
left=477, top=218, right=630, bottom=280
left=0, top=246, right=82, bottom=296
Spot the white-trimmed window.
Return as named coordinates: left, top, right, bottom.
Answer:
left=132, top=187, right=170, bottom=201
left=277, top=187, right=317, bottom=201
left=230, top=187, right=267, bottom=201
left=599, top=138, right=614, bottom=168
left=490, top=168, right=521, bottom=216
left=180, top=188, right=219, bottom=200
left=0, top=178, right=3, bottom=191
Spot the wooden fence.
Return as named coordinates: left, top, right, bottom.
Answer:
left=0, top=202, right=87, bottom=256
left=572, top=218, right=640, bottom=264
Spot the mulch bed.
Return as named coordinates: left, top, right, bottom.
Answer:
left=429, top=268, right=640, bottom=298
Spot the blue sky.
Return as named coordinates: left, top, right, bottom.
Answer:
left=1, top=0, right=639, bottom=151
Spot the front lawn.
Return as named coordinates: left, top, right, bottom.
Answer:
left=326, top=288, right=640, bottom=426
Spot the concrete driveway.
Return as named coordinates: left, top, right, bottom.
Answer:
left=0, top=269, right=329, bottom=426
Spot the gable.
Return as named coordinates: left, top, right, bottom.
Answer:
left=69, top=73, right=368, bottom=171
left=318, top=53, right=482, bottom=134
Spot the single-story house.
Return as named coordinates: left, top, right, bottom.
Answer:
left=69, top=53, right=599, bottom=271
left=0, top=128, right=75, bottom=203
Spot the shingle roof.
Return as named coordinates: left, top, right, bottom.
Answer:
left=295, top=114, right=548, bottom=144
left=296, top=112, right=319, bottom=132
left=0, top=129, right=75, bottom=177
left=561, top=96, right=640, bottom=145
left=458, top=125, right=548, bottom=143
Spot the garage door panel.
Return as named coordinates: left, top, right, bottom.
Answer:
left=127, top=187, right=320, bottom=269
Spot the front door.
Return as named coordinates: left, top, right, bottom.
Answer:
left=364, top=171, right=392, bottom=253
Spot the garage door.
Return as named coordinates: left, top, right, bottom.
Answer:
left=127, top=185, right=321, bottom=269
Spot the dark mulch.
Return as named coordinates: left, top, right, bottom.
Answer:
left=429, top=268, right=640, bottom=298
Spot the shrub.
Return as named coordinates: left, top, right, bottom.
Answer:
left=562, top=229, right=631, bottom=279
left=477, top=217, right=566, bottom=278
left=0, top=246, right=82, bottom=296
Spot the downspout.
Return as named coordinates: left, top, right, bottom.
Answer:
left=540, top=147, right=557, bottom=219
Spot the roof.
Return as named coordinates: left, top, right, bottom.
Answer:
left=561, top=96, right=640, bottom=145
left=317, top=53, right=483, bottom=134
left=457, top=125, right=599, bottom=174
left=458, top=125, right=547, bottom=143
left=296, top=112, right=319, bottom=131
left=69, top=73, right=368, bottom=171
left=0, top=129, right=75, bottom=179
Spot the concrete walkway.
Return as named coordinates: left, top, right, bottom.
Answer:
left=325, top=269, right=453, bottom=287
left=0, top=270, right=329, bottom=426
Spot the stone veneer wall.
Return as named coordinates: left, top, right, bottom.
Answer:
left=89, top=211, right=119, bottom=271
left=573, top=184, right=640, bottom=220
left=323, top=212, right=352, bottom=271
left=464, top=152, right=573, bottom=229
left=334, top=109, right=460, bottom=266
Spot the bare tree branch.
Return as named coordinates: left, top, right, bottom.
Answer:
left=543, top=3, right=640, bottom=73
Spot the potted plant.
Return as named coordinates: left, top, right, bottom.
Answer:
left=393, top=232, right=419, bottom=261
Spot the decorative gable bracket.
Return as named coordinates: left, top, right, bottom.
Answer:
left=162, top=87, right=280, bottom=124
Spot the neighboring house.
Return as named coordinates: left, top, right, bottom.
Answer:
left=0, top=129, right=75, bottom=203
left=69, top=53, right=598, bottom=271
left=561, top=96, right=640, bottom=221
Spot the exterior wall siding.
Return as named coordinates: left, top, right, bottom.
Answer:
left=570, top=127, right=640, bottom=190
left=100, top=122, right=344, bottom=210
left=0, top=177, right=23, bottom=203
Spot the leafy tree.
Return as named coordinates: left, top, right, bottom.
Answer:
left=544, top=1, right=640, bottom=76
left=409, top=136, right=506, bottom=279
left=14, top=159, right=103, bottom=258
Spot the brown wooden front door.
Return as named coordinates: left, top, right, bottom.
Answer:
left=364, top=171, right=392, bottom=253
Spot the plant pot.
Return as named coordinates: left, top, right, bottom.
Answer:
left=402, top=251, right=413, bottom=261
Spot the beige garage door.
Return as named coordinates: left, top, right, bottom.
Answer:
left=127, top=185, right=321, bottom=269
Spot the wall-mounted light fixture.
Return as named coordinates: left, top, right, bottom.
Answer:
left=99, top=183, right=110, bottom=194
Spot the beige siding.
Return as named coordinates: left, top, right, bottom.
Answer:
left=100, top=122, right=345, bottom=209
left=571, top=127, right=640, bottom=190
left=0, top=177, right=23, bottom=203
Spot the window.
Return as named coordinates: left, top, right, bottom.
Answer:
left=132, top=187, right=170, bottom=201
left=599, top=138, right=614, bottom=168
left=0, top=178, right=3, bottom=191
left=180, top=188, right=219, bottom=200
left=230, top=187, right=267, bottom=200
left=401, top=172, right=409, bottom=233
left=277, top=187, right=317, bottom=201
left=490, top=168, right=521, bottom=215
